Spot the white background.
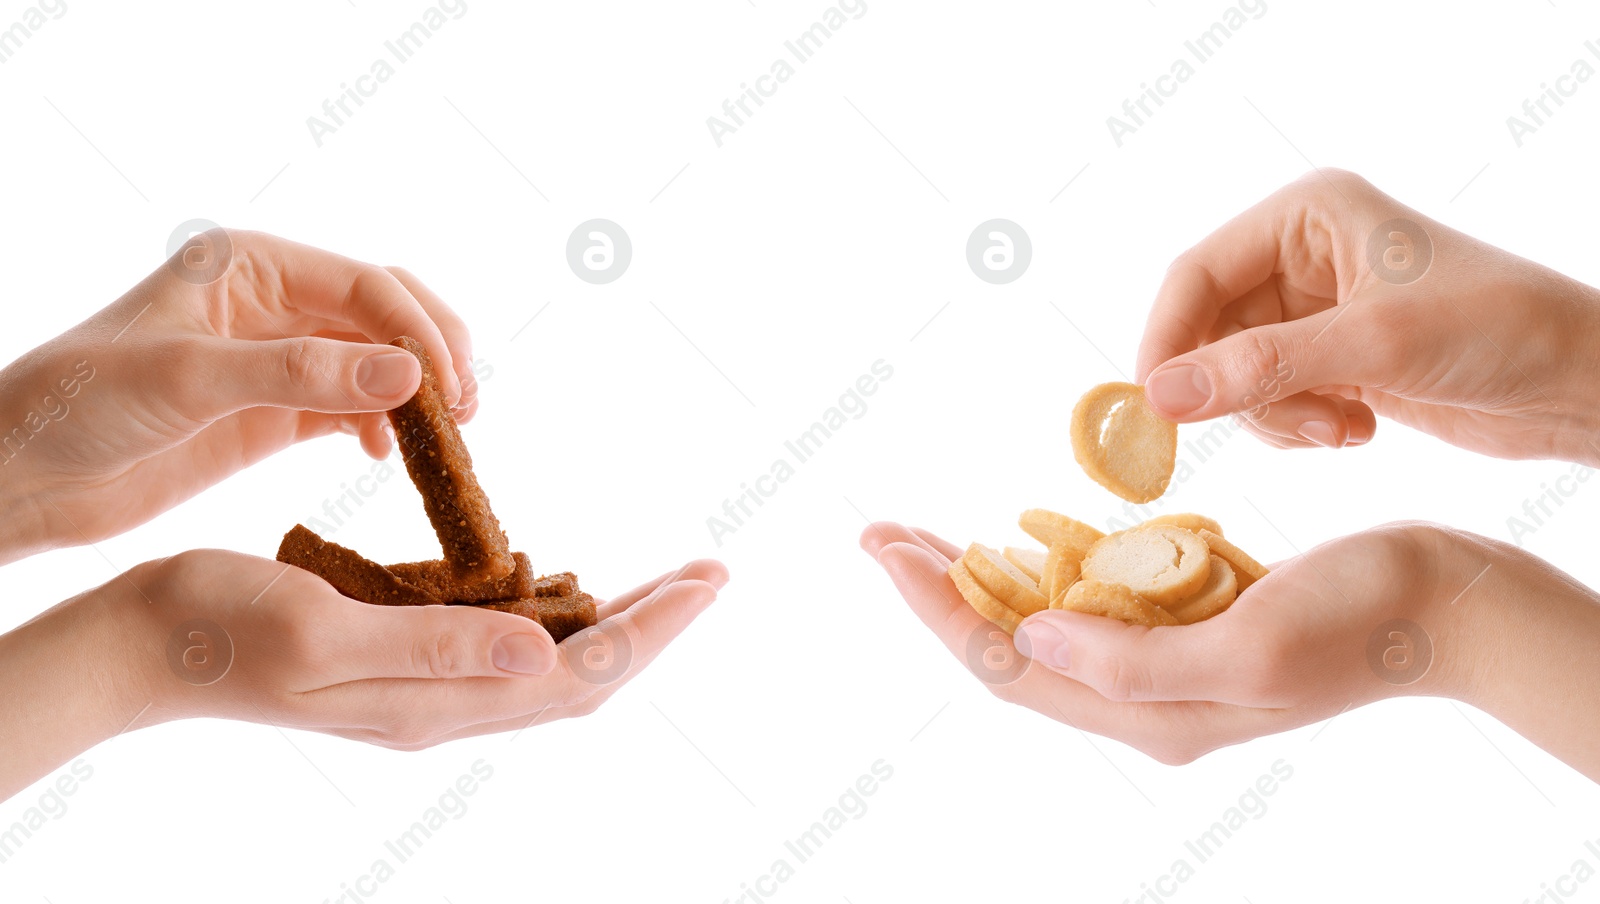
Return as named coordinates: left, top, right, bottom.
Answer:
left=3, top=0, right=1600, bottom=901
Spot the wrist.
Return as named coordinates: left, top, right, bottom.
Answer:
left=1420, top=528, right=1600, bottom=778
left=1540, top=275, right=1600, bottom=466
left=1403, top=524, right=1517, bottom=706
left=0, top=577, right=160, bottom=800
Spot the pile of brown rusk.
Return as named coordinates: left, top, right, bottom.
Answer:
left=275, top=337, right=597, bottom=643
left=949, top=382, right=1271, bottom=633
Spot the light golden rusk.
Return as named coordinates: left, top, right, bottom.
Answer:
left=1003, top=547, right=1046, bottom=583
left=1198, top=529, right=1269, bottom=591
left=1138, top=512, right=1223, bottom=537
left=949, top=509, right=1271, bottom=630
left=1081, top=525, right=1211, bottom=606
left=948, top=558, right=1024, bottom=634
left=1018, top=508, right=1104, bottom=555
left=1070, top=382, right=1177, bottom=504
left=1038, top=539, right=1085, bottom=606
left=963, top=544, right=1049, bottom=616
left=1061, top=580, right=1178, bottom=627
left=1164, top=554, right=1239, bottom=625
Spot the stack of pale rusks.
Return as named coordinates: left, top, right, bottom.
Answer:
left=949, top=382, right=1271, bottom=633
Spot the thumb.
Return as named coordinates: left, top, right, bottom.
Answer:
left=329, top=601, right=561, bottom=681
left=1141, top=307, right=1382, bottom=423
left=188, top=337, right=422, bottom=419
left=1014, top=609, right=1243, bottom=704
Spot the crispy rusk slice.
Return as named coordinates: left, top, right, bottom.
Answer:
left=1070, top=382, right=1177, bottom=504
left=1197, top=529, right=1269, bottom=591
left=1002, top=547, right=1047, bottom=584
left=1061, top=580, right=1178, bottom=628
left=277, top=524, right=440, bottom=607
left=386, top=337, right=515, bottom=581
left=948, top=558, right=1024, bottom=635
left=1039, top=539, right=1085, bottom=606
left=964, top=544, right=1048, bottom=616
left=478, top=593, right=598, bottom=644
left=1165, top=554, right=1238, bottom=625
left=1018, top=508, right=1104, bottom=557
left=1138, top=513, right=1223, bottom=537
left=1081, top=525, right=1210, bottom=605
left=388, top=551, right=539, bottom=603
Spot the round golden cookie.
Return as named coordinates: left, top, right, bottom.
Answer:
left=963, top=544, right=1048, bottom=616
left=1138, top=513, right=1223, bottom=537
left=1197, top=529, right=1269, bottom=591
left=948, top=558, right=1024, bottom=635
left=1070, top=382, right=1177, bottom=504
left=1018, top=508, right=1105, bottom=556
left=1081, top=525, right=1211, bottom=606
left=1164, top=554, right=1238, bottom=625
left=1039, top=539, right=1084, bottom=606
left=1002, top=546, right=1046, bottom=584
left=1061, top=580, right=1178, bottom=627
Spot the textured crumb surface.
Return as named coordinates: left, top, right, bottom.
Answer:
left=277, top=524, right=441, bottom=607
left=388, top=552, right=539, bottom=603
left=1081, top=526, right=1211, bottom=605
left=1070, top=382, right=1177, bottom=504
left=385, top=336, right=514, bottom=581
left=479, top=592, right=599, bottom=643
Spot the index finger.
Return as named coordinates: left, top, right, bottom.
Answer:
left=1135, top=189, right=1300, bottom=382
left=230, top=231, right=466, bottom=406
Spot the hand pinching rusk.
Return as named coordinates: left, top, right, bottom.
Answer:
left=386, top=336, right=515, bottom=581
left=275, top=337, right=598, bottom=641
left=277, top=525, right=441, bottom=606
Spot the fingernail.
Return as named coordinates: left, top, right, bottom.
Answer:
left=1014, top=621, right=1069, bottom=669
left=1145, top=365, right=1212, bottom=416
left=357, top=350, right=420, bottom=399
left=492, top=634, right=555, bottom=675
left=1297, top=421, right=1340, bottom=448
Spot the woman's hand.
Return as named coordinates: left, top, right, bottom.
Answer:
left=0, top=229, right=478, bottom=565
left=0, top=550, right=726, bottom=799
left=862, top=520, right=1600, bottom=780
left=1138, top=169, right=1600, bottom=463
